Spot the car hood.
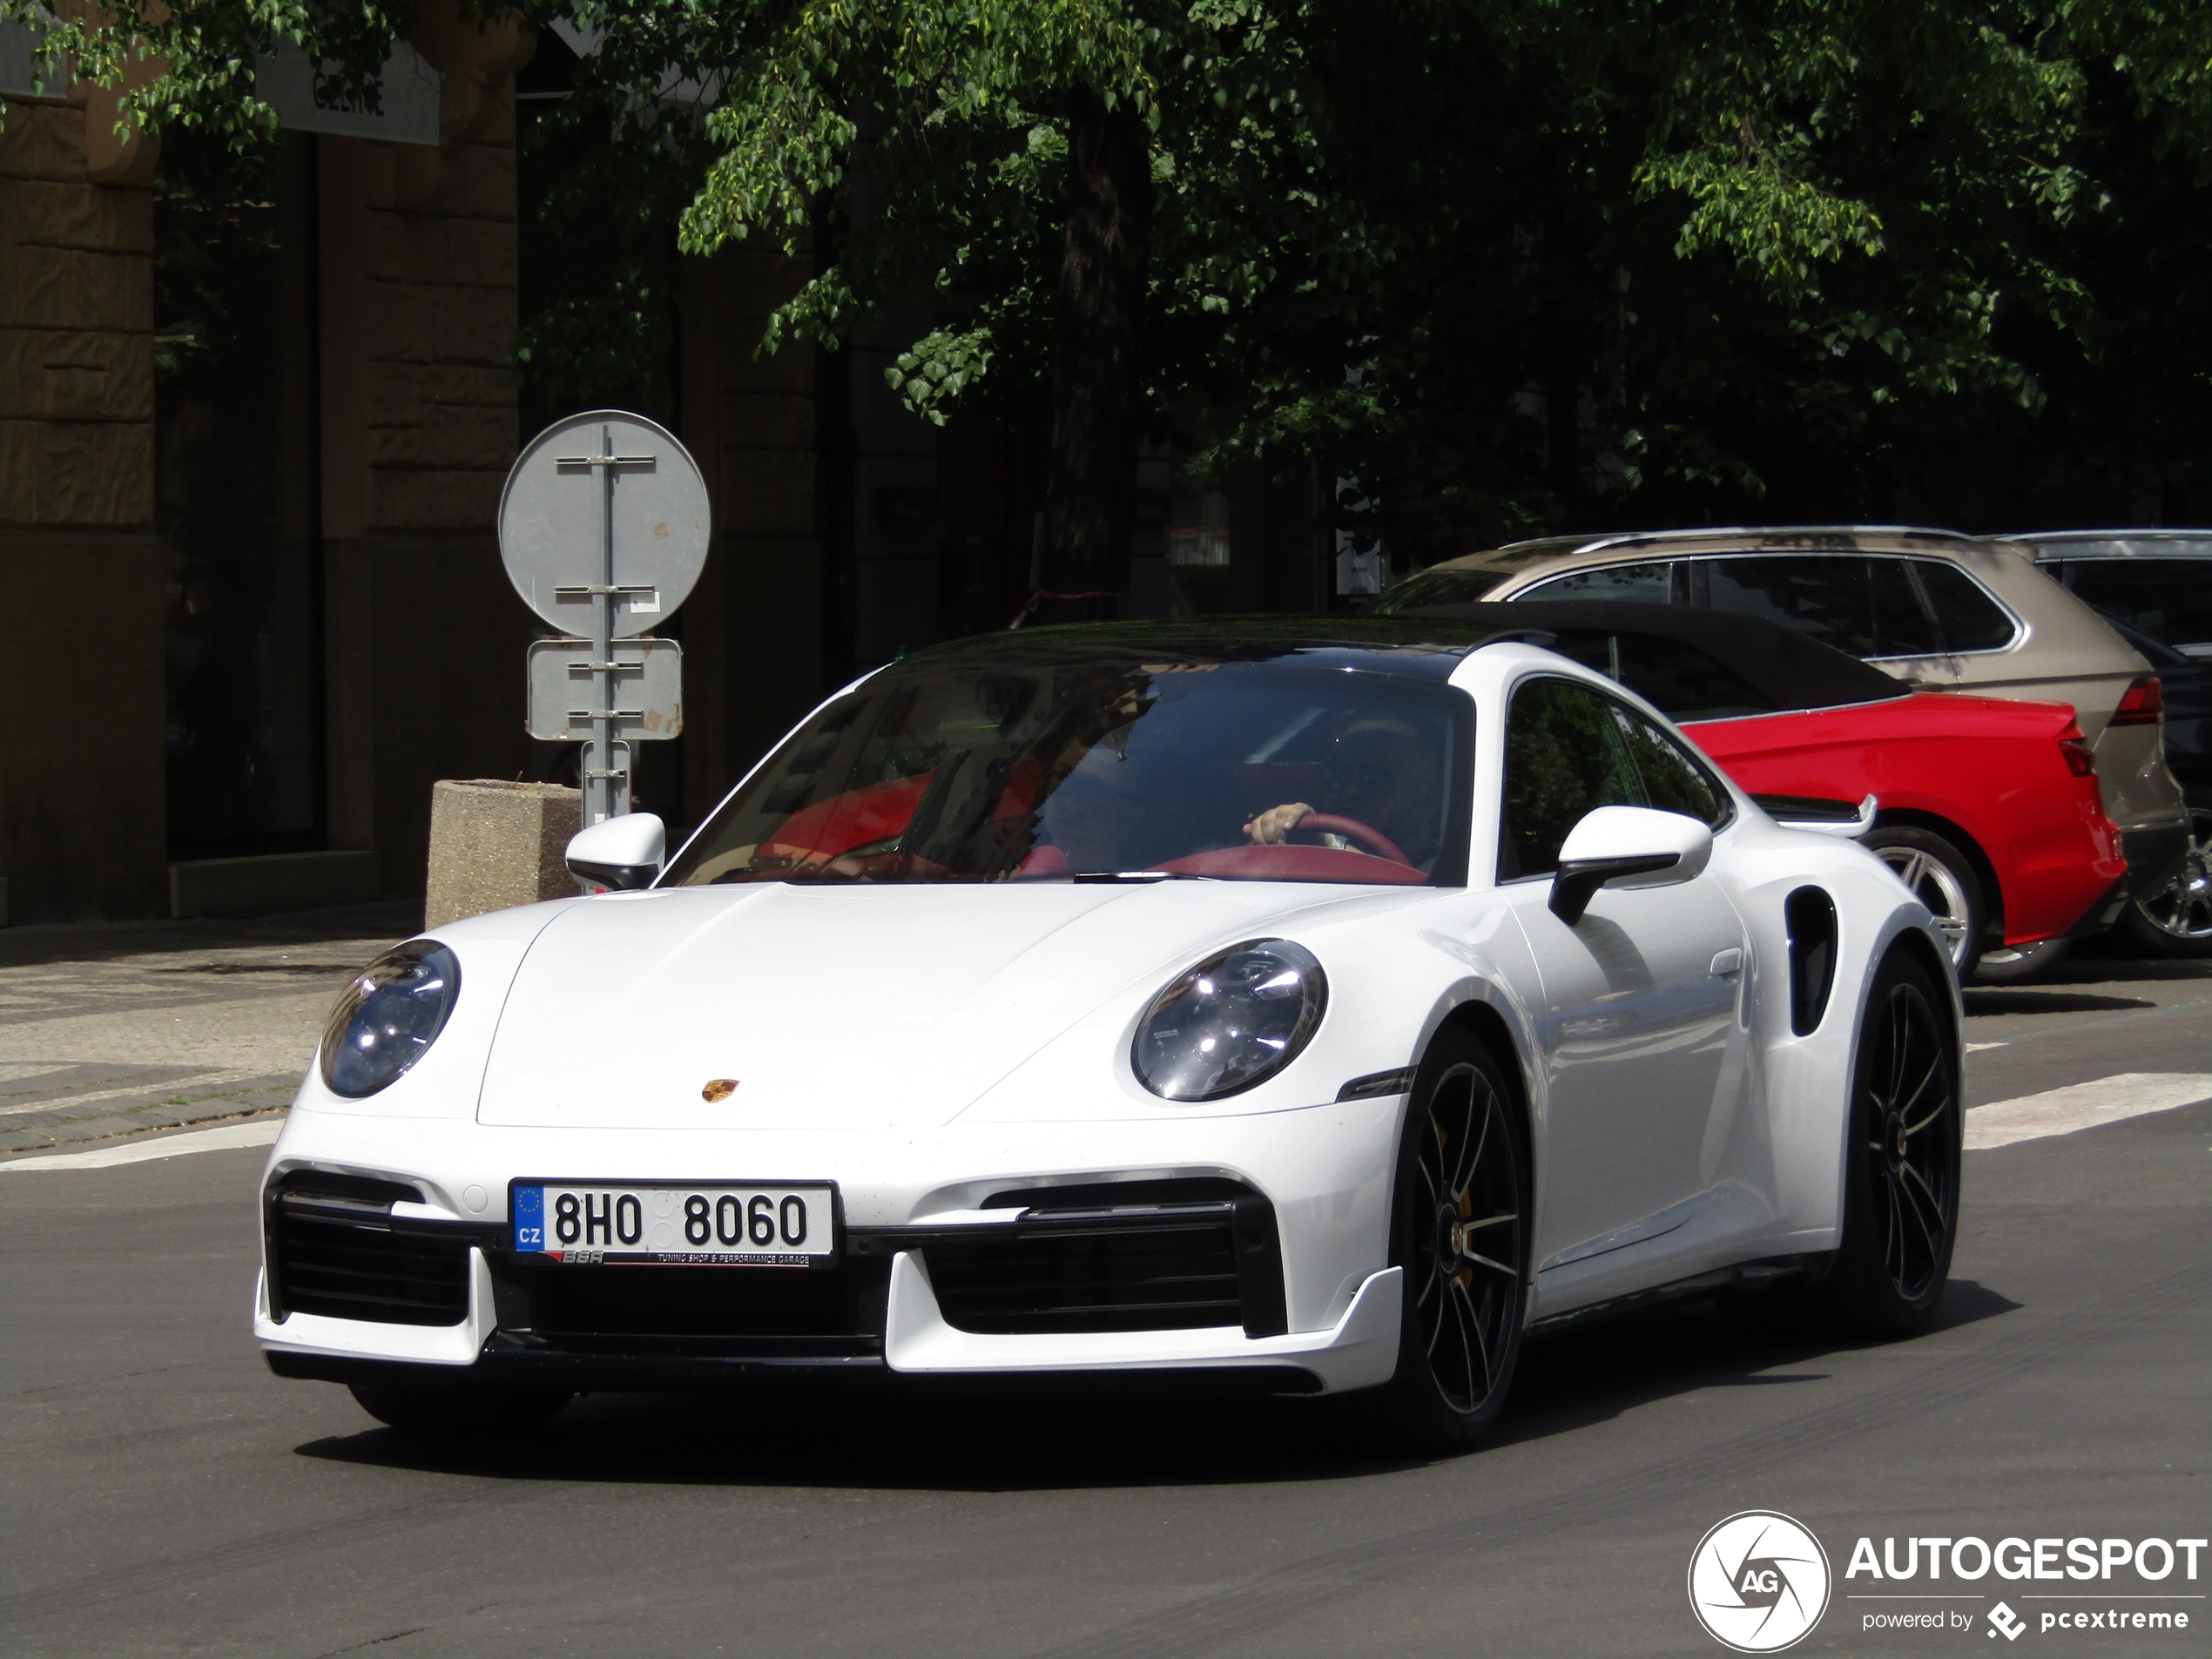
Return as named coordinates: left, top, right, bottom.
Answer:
left=475, top=880, right=1383, bottom=1130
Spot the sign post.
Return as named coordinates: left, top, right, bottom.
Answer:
left=498, top=411, right=710, bottom=826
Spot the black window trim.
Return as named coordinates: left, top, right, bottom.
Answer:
left=1494, top=670, right=1738, bottom=887
left=1679, top=550, right=2022, bottom=661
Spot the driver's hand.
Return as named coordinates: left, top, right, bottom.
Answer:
left=1244, top=802, right=1314, bottom=845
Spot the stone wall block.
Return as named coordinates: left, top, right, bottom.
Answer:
left=722, top=448, right=817, bottom=537
left=368, top=467, right=504, bottom=532
left=422, top=400, right=516, bottom=470
left=441, top=214, right=516, bottom=288
left=367, top=423, right=424, bottom=468
left=35, top=419, right=153, bottom=524
left=460, top=142, right=517, bottom=221
left=423, top=362, right=516, bottom=408
left=426, top=284, right=516, bottom=367
left=424, top=779, right=583, bottom=928
left=0, top=333, right=37, bottom=419
left=0, top=105, right=89, bottom=183
left=35, top=329, right=153, bottom=421
left=363, top=279, right=437, bottom=363
left=719, top=334, right=813, bottom=395
left=2, top=179, right=152, bottom=253
left=722, top=392, right=815, bottom=449
left=0, top=421, right=36, bottom=519
left=0, top=244, right=152, bottom=331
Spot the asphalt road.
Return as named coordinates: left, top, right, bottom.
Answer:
left=3, top=948, right=2206, bottom=1658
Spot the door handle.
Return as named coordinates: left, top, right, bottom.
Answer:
left=1710, top=948, right=1743, bottom=978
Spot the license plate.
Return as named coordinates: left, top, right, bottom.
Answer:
left=510, top=1182, right=836, bottom=1266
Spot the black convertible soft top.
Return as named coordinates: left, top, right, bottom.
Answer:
left=1400, top=599, right=1912, bottom=718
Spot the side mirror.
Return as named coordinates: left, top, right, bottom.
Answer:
left=1548, top=806, right=1712, bottom=924
left=566, top=813, right=665, bottom=892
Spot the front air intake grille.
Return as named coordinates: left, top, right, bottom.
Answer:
left=925, top=1183, right=1287, bottom=1338
left=496, top=1257, right=892, bottom=1348
left=266, top=1174, right=470, bottom=1327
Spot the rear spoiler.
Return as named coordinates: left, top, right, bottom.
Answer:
left=1755, top=792, right=1877, bottom=839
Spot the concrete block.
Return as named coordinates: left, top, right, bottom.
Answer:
left=170, top=851, right=382, bottom=919
left=2, top=417, right=153, bottom=525
left=424, top=779, right=581, bottom=928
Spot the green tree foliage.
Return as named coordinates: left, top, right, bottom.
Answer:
left=14, top=0, right=2209, bottom=573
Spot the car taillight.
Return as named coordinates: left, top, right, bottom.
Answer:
left=2059, top=738, right=2096, bottom=777
left=2110, top=677, right=2165, bottom=726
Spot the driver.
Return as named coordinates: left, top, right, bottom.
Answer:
left=1244, top=717, right=1442, bottom=866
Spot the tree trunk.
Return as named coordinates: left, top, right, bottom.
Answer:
left=1037, top=88, right=1152, bottom=621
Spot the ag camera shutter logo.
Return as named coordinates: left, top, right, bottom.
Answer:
left=1689, top=1511, right=1832, bottom=1652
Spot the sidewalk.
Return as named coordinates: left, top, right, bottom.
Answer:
left=0, top=901, right=421, bottom=1155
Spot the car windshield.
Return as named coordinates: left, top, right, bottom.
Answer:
left=663, top=655, right=1473, bottom=887
left=1366, top=566, right=1499, bottom=615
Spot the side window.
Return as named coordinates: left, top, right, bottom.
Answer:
left=1612, top=705, right=1730, bottom=828
left=1501, top=679, right=1644, bottom=878
left=1703, top=555, right=1944, bottom=658
left=1705, top=556, right=1879, bottom=656
left=1866, top=558, right=1944, bottom=656
left=1501, top=678, right=1732, bottom=880
left=1913, top=562, right=2020, bottom=651
left=1518, top=561, right=1673, bottom=604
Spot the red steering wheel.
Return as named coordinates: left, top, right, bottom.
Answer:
left=1292, top=813, right=1413, bottom=867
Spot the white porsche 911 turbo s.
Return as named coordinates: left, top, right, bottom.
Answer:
left=257, top=619, right=1963, bottom=1449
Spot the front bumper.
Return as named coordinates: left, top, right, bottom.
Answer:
left=253, top=1098, right=1408, bottom=1396
left=253, top=1255, right=1402, bottom=1396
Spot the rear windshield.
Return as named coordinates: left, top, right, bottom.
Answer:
left=663, top=659, right=1474, bottom=887
left=2058, top=560, right=2212, bottom=658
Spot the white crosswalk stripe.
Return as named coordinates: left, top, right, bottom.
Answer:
left=1966, top=1073, right=2212, bottom=1150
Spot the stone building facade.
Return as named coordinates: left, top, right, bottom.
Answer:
left=1, top=18, right=1321, bottom=925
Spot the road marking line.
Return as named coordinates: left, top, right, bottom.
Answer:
left=0, top=1116, right=284, bottom=1171
left=1966, top=1042, right=2006, bottom=1052
left=0, top=1066, right=294, bottom=1116
left=1965, top=1072, right=2212, bottom=1150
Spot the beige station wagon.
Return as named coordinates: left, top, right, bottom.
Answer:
left=1372, top=527, right=2191, bottom=975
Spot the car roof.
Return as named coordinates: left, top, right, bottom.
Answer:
left=887, top=616, right=1552, bottom=682
left=1430, top=523, right=1995, bottom=578
left=1388, top=600, right=1912, bottom=714
left=1996, top=529, right=2212, bottom=559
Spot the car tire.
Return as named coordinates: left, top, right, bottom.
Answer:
left=2114, top=806, right=2212, bottom=957
left=348, top=1381, right=571, bottom=1438
left=1355, top=1029, right=1531, bottom=1453
left=1972, top=938, right=2070, bottom=983
left=1821, top=951, right=1961, bottom=1339
left=1865, top=826, right=1985, bottom=979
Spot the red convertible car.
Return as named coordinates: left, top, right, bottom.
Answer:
left=1407, top=602, right=2128, bottom=980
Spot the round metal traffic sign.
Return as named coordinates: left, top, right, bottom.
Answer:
left=498, top=409, right=710, bottom=637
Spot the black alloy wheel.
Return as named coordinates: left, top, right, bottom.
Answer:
left=1825, top=952, right=1961, bottom=1337
left=1360, top=1031, right=1530, bottom=1451
left=2118, top=805, right=2212, bottom=957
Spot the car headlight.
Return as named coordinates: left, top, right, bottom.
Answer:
left=318, top=941, right=461, bottom=1098
left=1132, top=939, right=1326, bottom=1102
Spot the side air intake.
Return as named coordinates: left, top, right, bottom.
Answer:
left=1785, top=887, right=1838, bottom=1036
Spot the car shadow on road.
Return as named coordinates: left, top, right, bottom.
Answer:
left=290, top=1281, right=2022, bottom=1492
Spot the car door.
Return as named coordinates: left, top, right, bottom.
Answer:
left=1496, top=676, right=1750, bottom=1278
